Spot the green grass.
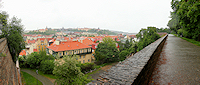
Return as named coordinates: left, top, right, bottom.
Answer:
left=22, top=68, right=56, bottom=79
left=173, top=34, right=200, bottom=47
left=21, top=71, right=43, bottom=85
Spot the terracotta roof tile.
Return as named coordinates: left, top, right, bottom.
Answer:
left=47, top=41, right=91, bottom=52
left=28, top=40, right=36, bottom=44
left=37, top=38, right=52, bottom=41
left=33, top=49, right=37, bottom=52
left=19, top=50, right=26, bottom=56
left=82, top=38, right=95, bottom=46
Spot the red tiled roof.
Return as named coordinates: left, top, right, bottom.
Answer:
left=92, top=43, right=99, bottom=49
left=37, top=38, right=52, bottom=41
left=82, top=38, right=95, bottom=46
left=47, top=41, right=91, bottom=52
left=33, top=49, right=37, bottom=52
left=19, top=50, right=26, bottom=56
left=129, top=35, right=136, bottom=38
left=28, top=40, right=36, bottom=44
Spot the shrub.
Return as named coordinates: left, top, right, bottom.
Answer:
left=40, top=60, right=55, bottom=74
left=77, top=63, right=95, bottom=73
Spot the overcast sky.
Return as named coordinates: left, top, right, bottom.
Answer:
left=1, top=0, right=172, bottom=33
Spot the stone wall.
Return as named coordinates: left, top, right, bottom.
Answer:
left=88, top=35, right=168, bottom=85
left=0, top=38, right=21, bottom=85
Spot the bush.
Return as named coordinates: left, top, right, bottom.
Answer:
left=19, top=55, right=29, bottom=68
left=119, top=50, right=129, bottom=61
left=26, top=51, right=55, bottom=69
left=77, top=63, right=95, bottom=73
left=178, top=29, right=188, bottom=37
left=40, top=60, right=55, bottom=74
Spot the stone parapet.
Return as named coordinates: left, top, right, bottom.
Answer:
left=88, top=35, right=168, bottom=85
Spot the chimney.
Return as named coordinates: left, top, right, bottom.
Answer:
left=55, top=40, right=60, bottom=45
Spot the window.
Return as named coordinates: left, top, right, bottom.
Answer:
left=80, top=50, right=82, bottom=53
left=83, top=60, right=85, bottom=63
left=88, top=59, right=90, bottom=62
left=60, top=53, right=62, bottom=56
left=83, top=55, right=85, bottom=58
left=80, top=56, right=81, bottom=59
left=66, top=52, right=67, bottom=55
left=74, top=51, right=76, bottom=54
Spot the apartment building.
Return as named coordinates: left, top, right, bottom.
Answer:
left=46, top=41, right=93, bottom=63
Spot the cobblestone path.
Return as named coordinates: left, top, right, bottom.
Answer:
left=149, top=34, right=200, bottom=84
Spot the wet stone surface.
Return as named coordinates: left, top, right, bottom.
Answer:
left=87, top=35, right=168, bottom=85
left=149, top=34, right=200, bottom=84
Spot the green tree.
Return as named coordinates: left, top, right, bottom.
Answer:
left=119, top=50, right=129, bottom=61
left=95, top=37, right=119, bottom=64
left=40, top=60, right=55, bottom=74
left=168, top=0, right=200, bottom=41
left=26, top=51, right=55, bottom=69
left=0, top=12, right=25, bottom=62
left=136, top=27, right=160, bottom=51
left=53, top=55, right=89, bottom=85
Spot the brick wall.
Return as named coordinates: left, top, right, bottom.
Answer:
left=0, top=38, right=21, bottom=85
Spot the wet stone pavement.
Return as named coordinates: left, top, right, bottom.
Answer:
left=149, top=34, right=200, bottom=84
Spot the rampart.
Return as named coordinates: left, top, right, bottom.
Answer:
left=0, top=38, right=21, bottom=85
left=89, top=35, right=168, bottom=85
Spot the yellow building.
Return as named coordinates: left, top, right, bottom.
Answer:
left=36, top=38, right=52, bottom=52
left=46, top=41, right=93, bottom=63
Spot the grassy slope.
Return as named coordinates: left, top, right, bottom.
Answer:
left=21, top=71, right=43, bottom=85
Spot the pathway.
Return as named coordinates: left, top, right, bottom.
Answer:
left=149, top=34, right=200, bottom=84
left=21, top=69, right=53, bottom=85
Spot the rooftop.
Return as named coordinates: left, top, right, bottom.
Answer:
left=47, top=41, right=91, bottom=52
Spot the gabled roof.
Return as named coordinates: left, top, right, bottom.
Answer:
left=82, top=38, right=95, bottom=46
left=19, top=50, right=26, bottom=56
left=33, top=49, right=37, bottom=52
left=37, top=38, right=52, bottom=41
left=28, top=40, right=36, bottom=44
left=129, top=35, right=136, bottom=38
left=47, top=41, right=91, bottom=52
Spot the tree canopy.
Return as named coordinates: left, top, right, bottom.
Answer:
left=136, top=27, right=160, bottom=51
left=168, top=0, right=200, bottom=41
left=53, top=55, right=89, bottom=85
left=0, top=12, right=25, bottom=62
left=95, top=37, right=119, bottom=64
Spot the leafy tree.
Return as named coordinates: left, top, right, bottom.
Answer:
left=0, top=12, right=25, bottom=62
left=19, top=55, right=29, bottom=68
left=40, top=60, right=55, bottom=74
left=117, top=41, right=125, bottom=52
left=53, top=55, right=89, bottom=85
left=77, top=62, right=95, bottom=73
left=136, top=27, right=160, bottom=51
left=26, top=51, right=55, bottom=69
left=26, top=52, right=40, bottom=68
left=95, top=37, right=119, bottom=64
left=168, top=0, right=200, bottom=41
left=119, top=50, right=129, bottom=61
